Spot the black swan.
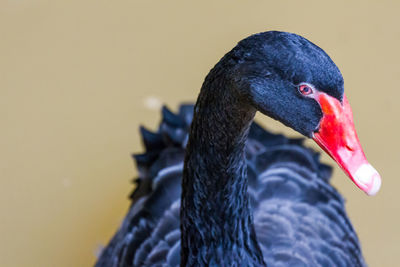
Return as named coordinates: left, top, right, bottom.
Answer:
left=95, top=31, right=381, bottom=267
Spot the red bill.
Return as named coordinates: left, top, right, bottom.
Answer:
left=312, top=92, right=381, bottom=196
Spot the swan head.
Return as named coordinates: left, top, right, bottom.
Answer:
left=224, top=31, right=381, bottom=195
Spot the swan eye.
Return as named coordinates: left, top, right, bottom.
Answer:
left=298, top=84, right=313, bottom=96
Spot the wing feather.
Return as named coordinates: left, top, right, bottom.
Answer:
left=96, top=105, right=365, bottom=267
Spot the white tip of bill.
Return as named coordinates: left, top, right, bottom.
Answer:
left=354, top=164, right=382, bottom=196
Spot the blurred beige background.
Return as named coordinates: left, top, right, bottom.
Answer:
left=1, top=1, right=399, bottom=266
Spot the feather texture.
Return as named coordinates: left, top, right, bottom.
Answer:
left=95, top=104, right=365, bottom=267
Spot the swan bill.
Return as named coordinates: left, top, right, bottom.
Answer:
left=312, top=93, right=382, bottom=196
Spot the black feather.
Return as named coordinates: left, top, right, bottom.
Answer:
left=96, top=105, right=364, bottom=267
left=96, top=31, right=365, bottom=267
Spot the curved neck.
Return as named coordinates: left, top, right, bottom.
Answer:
left=180, top=73, right=265, bottom=266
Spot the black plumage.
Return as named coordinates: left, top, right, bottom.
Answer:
left=96, top=31, right=365, bottom=267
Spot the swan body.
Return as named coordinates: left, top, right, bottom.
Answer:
left=95, top=31, right=379, bottom=266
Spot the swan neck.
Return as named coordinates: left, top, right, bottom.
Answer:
left=180, top=74, right=265, bottom=266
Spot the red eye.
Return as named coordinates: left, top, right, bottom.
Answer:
left=298, top=84, right=313, bottom=95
